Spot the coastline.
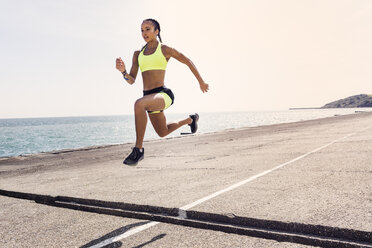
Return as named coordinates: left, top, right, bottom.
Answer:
left=1, top=111, right=371, bottom=174
left=2, top=109, right=371, bottom=159
left=1, top=111, right=370, bottom=162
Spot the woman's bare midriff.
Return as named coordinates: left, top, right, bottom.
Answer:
left=142, top=70, right=166, bottom=90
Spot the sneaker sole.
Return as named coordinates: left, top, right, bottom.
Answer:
left=123, top=155, right=144, bottom=166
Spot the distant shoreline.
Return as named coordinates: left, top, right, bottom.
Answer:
left=289, top=107, right=321, bottom=110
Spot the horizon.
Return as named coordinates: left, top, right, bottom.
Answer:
left=1, top=92, right=371, bottom=119
left=2, top=106, right=372, bottom=120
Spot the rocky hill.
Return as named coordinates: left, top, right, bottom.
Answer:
left=322, top=94, right=372, bottom=108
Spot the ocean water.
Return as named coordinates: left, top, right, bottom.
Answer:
left=0, top=109, right=370, bottom=158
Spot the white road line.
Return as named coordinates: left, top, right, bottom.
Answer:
left=89, top=126, right=370, bottom=248
left=89, top=222, right=159, bottom=248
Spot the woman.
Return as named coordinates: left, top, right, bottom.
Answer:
left=116, top=18, right=209, bottom=166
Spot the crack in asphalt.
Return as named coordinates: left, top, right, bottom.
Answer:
left=1, top=189, right=371, bottom=248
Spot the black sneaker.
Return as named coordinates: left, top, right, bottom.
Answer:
left=189, top=113, right=199, bottom=133
left=123, top=147, right=144, bottom=166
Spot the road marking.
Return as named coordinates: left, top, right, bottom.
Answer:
left=89, top=222, right=159, bottom=248
left=89, top=126, right=370, bottom=248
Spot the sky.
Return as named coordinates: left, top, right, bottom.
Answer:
left=1, top=0, right=372, bottom=118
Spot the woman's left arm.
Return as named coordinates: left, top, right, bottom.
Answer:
left=163, top=45, right=209, bottom=93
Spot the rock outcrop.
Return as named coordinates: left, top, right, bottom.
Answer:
left=322, top=94, right=372, bottom=108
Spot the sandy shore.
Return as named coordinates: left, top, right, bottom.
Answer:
left=1, top=112, right=371, bottom=247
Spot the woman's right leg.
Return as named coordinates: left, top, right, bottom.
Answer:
left=133, top=94, right=166, bottom=148
left=134, top=100, right=148, bottom=149
left=123, top=94, right=166, bottom=166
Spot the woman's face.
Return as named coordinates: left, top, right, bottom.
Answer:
left=141, top=21, right=158, bottom=43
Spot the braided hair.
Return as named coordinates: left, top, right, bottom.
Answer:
left=143, top=18, right=162, bottom=43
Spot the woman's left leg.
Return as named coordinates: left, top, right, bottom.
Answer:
left=149, top=112, right=192, bottom=137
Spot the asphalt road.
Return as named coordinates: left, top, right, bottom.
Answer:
left=0, top=112, right=371, bottom=247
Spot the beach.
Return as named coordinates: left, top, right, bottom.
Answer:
left=0, top=112, right=371, bottom=247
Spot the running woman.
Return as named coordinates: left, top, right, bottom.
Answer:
left=116, top=18, right=209, bottom=166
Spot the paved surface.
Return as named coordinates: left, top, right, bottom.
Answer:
left=0, top=112, right=371, bottom=247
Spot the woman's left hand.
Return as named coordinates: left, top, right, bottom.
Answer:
left=200, top=82, right=209, bottom=93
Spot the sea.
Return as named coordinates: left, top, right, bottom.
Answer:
left=1, top=108, right=371, bottom=158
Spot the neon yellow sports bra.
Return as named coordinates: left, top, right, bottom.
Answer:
left=138, top=42, right=168, bottom=72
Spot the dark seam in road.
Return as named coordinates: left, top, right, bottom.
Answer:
left=1, top=189, right=371, bottom=248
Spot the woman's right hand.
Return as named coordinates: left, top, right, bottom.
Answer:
left=116, top=57, right=126, bottom=72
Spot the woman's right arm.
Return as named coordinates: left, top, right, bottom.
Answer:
left=115, top=51, right=140, bottom=85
